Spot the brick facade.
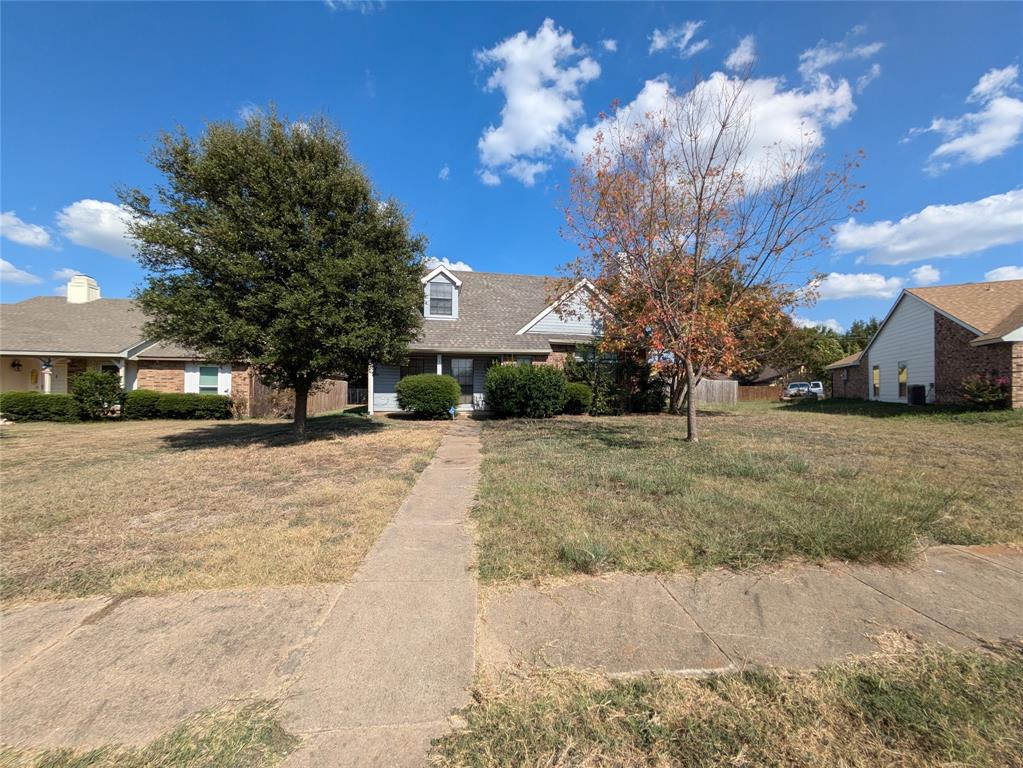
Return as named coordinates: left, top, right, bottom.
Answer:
left=830, top=360, right=868, bottom=399
left=933, top=313, right=1015, bottom=406
left=135, top=360, right=186, bottom=392
left=231, top=366, right=253, bottom=417
left=539, top=345, right=574, bottom=369
left=1013, top=343, right=1023, bottom=409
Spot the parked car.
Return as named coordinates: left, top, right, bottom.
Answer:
left=809, top=381, right=825, bottom=398
left=780, top=381, right=818, bottom=400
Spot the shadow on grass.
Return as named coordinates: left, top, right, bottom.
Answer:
left=160, top=412, right=384, bottom=450
left=783, top=398, right=1021, bottom=423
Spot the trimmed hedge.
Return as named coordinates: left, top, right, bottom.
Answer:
left=72, top=370, right=124, bottom=420
left=396, top=373, right=460, bottom=419
left=563, top=382, right=593, bottom=415
left=122, top=389, right=162, bottom=419
left=123, top=389, right=233, bottom=420
left=485, top=363, right=566, bottom=419
left=0, top=391, right=81, bottom=422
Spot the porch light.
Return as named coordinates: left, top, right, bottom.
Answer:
left=10, top=359, right=22, bottom=372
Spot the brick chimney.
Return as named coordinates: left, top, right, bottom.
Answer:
left=67, top=274, right=101, bottom=303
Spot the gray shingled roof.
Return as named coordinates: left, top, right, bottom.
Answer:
left=0, top=297, right=148, bottom=355
left=411, top=271, right=568, bottom=353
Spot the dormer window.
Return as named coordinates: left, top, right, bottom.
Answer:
left=421, top=263, right=462, bottom=320
left=429, top=282, right=453, bottom=316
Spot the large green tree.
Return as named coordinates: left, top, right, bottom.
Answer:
left=121, top=110, right=425, bottom=434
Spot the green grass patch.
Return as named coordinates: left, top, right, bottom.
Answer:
left=474, top=405, right=1023, bottom=581
left=432, top=643, right=1023, bottom=767
left=0, top=701, right=298, bottom=768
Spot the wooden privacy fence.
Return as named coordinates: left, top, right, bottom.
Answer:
left=694, top=379, right=737, bottom=405
left=248, top=377, right=349, bottom=418
left=738, top=385, right=781, bottom=402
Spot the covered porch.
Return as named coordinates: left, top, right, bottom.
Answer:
left=0, top=355, right=135, bottom=395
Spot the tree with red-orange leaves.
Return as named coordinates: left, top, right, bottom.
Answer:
left=561, top=73, right=863, bottom=441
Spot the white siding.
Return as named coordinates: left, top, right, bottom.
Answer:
left=373, top=363, right=401, bottom=411
left=867, top=295, right=935, bottom=403
left=528, top=293, right=602, bottom=336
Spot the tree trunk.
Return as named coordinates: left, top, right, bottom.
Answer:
left=684, top=358, right=699, bottom=442
left=293, top=380, right=310, bottom=438
left=668, top=367, right=685, bottom=414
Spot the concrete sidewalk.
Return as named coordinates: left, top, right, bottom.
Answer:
left=280, top=419, right=481, bottom=767
left=480, top=545, right=1023, bottom=675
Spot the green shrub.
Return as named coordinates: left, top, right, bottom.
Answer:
left=122, top=389, right=162, bottom=419
left=485, top=364, right=566, bottom=418
left=395, top=373, right=460, bottom=419
left=960, top=374, right=1010, bottom=409
left=71, top=370, right=124, bottom=419
left=0, top=391, right=81, bottom=422
left=155, top=392, right=233, bottom=420
left=563, top=382, right=593, bottom=415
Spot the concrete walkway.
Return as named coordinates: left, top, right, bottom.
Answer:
left=280, top=419, right=480, bottom=767
left=480, top=544, right=1023, bottom=675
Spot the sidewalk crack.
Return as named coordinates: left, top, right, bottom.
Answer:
left=656, top=578, right=737, bottom=669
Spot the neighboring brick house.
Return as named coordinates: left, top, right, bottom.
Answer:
left=370, top=265, right=601, bottom=413
left=0, top=274, right=259, bottom=415
left=825, top=279, right=1023, bottom=408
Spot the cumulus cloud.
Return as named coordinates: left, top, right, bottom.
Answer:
left=724, top=35, right=755, bottom=71
left=649, top=21, right=709, bottom=58
left=1, top=211, right=52, bottom=247
left=572, top=71, right=856, bottom=182
left=906, top=64, right=1023, bottom=174
left=426, top=256, right=473, bottom=271
left=815, top=272, right=903, bottom=300
left=0, top=258, right=43, bottom=285
left=438, top=165, right=450, bottom=181
left=323, top=0, right=383, bottom=13
left=56, top=199, right=138, bottom=258
left=798, top=29, right=884, bottom=81
left=601, top=39, right=617, bottom=52
left=476, top=18, right=600, bottom=187
left=52, top=267, right=80, bottom=281
left=985, top=265, right=1023, bottom=281
left=909, top=264, right=941, bottom=286
left=793, top=315, right=844, bottom=333
left=835, top=189, right=1023, bottom=265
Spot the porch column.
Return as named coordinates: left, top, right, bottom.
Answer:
left=367, top=363, right=374, bottom=415
left=436, top=353, right=443, bottom=375
left=41, top=361, right=52, bottom=394
left=108, top=358, right=126, bottom=388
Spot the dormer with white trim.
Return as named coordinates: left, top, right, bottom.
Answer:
left=421, top=264, right=462, bottom=321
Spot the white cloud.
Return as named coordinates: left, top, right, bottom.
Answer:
left=724, top=35, right=755, bottom=71
left=909, top=264, right=941, bottom=285
left=906, top=64, right=1023, bottom=174
left=856, top=63, right=881, bottom=94
left=426, top=256, right=473, bottom=272
left=53, top=284, right=68, bottom=297
left=438, top=165, right=450, bottom=181
left=572, top=72, right=856, bottom=181
left=475, top=18, right=600, bottom=187
left=479, top=169, right=501, bottom=186
left=601, top=39, right=617, bottom=52
left=798, top=29, right=883, bottom=80
left=835, top=189, right=1023, bottom=265
left=324, top=0, right=383, bottom=13
left=237, top=103, right=262, bottom=122
left=985, top=265, right=1023, bottom=281
left=649, top=21, right=709, bottom=58
left=815, top=272, right=903, bottom=300
left=0, top=258, right=43, bottom=285
left=56, top=199, right=137, bottom=259
left=1, top=211, right=52, bottom=247
left=52, top=267, right=80, bottom=281
left=794, top=315, right=844, bottom=333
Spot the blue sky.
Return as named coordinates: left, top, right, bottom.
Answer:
left=2, top=1, right=1021, bottom=331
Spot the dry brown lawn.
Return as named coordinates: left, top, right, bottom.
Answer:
left=0, top=413, right=446, bottom=605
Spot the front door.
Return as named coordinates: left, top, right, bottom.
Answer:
left=450, top=358, right=473, bottom=406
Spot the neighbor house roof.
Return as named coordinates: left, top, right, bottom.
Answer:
left=412, top=271, right=580, bottom=353
left=825, top=351, right=863, bottom=370
left=906, top=279, right=1023, bottom=344
left=0, top=297, right=148, bottom=355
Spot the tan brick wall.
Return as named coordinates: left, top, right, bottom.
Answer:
left=536, top=345, right=574, bottom=369
left=830, top=360, right=868, bottom=399
left=135, top=360, right=185, bottom=392
left=1012, top=342, right=1023, bottom=409
left=231, top=366, right=253, bottom=417
left=933, top=313, right=1014, bottom=405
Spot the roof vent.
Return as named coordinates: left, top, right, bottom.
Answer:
left=67, top=274, right=101, bottom=304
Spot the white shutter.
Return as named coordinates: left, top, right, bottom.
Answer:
left=218, top=365, right=232, bottom=395
left=184, top=363, right=199, bottom=393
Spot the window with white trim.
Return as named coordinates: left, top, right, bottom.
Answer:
left=429, top=282, right=453, bottom=316
left=198, top=365, right=220, bottom=394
